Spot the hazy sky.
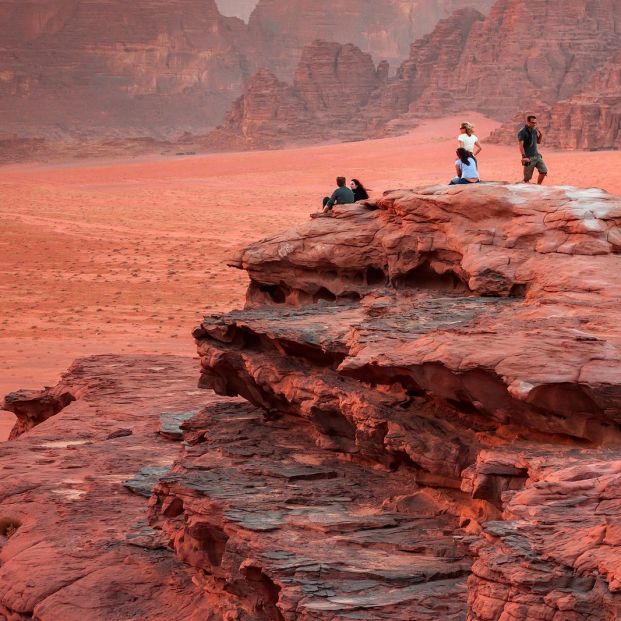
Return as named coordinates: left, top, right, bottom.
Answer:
left=215, top=0, right=259, bottom=22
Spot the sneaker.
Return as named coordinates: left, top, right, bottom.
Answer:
left=322, top=206, right=330, bottom=214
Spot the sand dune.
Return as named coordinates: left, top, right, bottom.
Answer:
left=1, top=114, right=620, bottom=437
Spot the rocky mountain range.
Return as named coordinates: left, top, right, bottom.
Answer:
left=1, top=0, right=618, bottom=157
left=0, top=0, right=493, bottom=148
left=207, top=0, right=621, bottom=151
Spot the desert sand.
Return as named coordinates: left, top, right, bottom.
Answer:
left=2, top=114, right=621, bottom=438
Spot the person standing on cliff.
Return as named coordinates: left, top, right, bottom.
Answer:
left=321, top=176, right=355, bottom=214
left=518, top=115, right=548, bottom=184
left=458, top=122, right=481, bottom=161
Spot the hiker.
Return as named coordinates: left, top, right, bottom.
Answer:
left=322, top=176, right=355, bottom=214
left=458, top=122, right=481, bottom=160
left=350, top=178, right=369, bottom=201
left=518, top=114, right=547, bottom=184
left=449, top=148, right=480, bottom=184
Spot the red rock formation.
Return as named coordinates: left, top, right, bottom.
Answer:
left=4, top=183, right=621, bottom=619
left=150, top=402, right=473, bottom=620
left=202, top=69, right=313, bottom=150
left=247, top=0, right=494, bottom=79
left=204, top=40, right=385, bottom=150
left=3, top=386, right=75, bottom=439
left=490, top=50, right=621, bottom=150
left=0, top=0, right=495, bottom=153
left=376, top=8, right=486, bottom=119
left=414, top=0, right=621, bottom=119
left=0, top=355, right=214, bottom=620
left=0, top=0, right=251, bottom=141
left=213, top=0, right=621, bottom=151
left=187, top=183, right=621, bottom=618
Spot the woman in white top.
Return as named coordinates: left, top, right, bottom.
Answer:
left=449, top=148, right=480, bottom=184
left=458, top=122, right=481, bottom=159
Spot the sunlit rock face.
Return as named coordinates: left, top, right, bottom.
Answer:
left=184, top=183, right=621, bottom=618
left=3, top=183, right=621, bottom=619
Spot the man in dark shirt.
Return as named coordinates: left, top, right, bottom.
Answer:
left=322, top=176, right=355, bottom=214
left=518, top=114, right=548, bottom=184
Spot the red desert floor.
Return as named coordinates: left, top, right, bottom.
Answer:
left=2, top=114, right=621, bottom=438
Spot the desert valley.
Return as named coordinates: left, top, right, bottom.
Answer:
left=1, top=0, right=621, bottom=620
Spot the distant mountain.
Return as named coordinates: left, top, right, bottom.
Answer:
left=0, top=0, right=251, bottom=141
left=209, top=0, right=621, bottom=151
left=0, top=0, right=493, bottom=149
left=247, top=0, right=495, bottom=79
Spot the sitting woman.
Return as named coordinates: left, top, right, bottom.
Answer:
left=449, top=148, right=480, bottom=185
left=350, top=178, right=369, bottom=201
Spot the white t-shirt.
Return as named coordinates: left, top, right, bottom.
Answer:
left=458, top=133, right=478, bottom=152
left=455, top=157, right=479, bottom=180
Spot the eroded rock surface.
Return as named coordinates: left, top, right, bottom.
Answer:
left=188, top=183, right=621, bottom=619
left=150, top=401, right=473, bottom=620
left=0, top=355, right=213, bottom=621
left=5, top=183, right=621, bottom=620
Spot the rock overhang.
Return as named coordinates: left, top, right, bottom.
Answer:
left=200, top=183, right=621, bottom=446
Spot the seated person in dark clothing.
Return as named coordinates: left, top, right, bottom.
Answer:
left=322, top=176, right=355, bottom=213
left=350, top=178, right=369, bottom=201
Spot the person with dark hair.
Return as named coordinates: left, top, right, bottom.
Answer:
left=321, top=176, right=355, bottom=214
left=449, top=148, right=480, bottom=185
left=518, top=114, right=548, bottom=184
left=350, top=178, right=369, bottom=201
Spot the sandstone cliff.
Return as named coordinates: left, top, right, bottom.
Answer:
left=247, top=0, right=494, bottom=79
left=212, top=0, right=621, bottom=151
left=489, top=49, right=621, bottom=150
left=180, top=183, right=621, bottom=619
left=3, top=183, right=621, bottom=619
left=0, top=0, right=254, bottom=142
left=417, top=0, right=621, bottom=119
left=0, top=0, right=495, bottom=153
left=203, top=40, right=387, bottom=150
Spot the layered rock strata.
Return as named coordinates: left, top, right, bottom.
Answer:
left=247, top=0, right=494, bottom=79
left=4, top=183, right=621, bottom=620
left=0, top=355, right=213, bottom=620
left=150, top=401, right=475, bottom=620
left=0, top=0, right=495, bottom=155
left=212, top=0, right=621, bottom=150
left=204, top=40, right=387, bottom=150
left=489, top=49, right=621, bottom=150
left=0, top=0, right=252, bottom=142
left=185, top=183, right=621, bottom=619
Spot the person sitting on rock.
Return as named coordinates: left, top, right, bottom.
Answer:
left=350, top=178, right=369, bottom=201
left=518, top=114, right=548, bottom=184
left=449, top=148, right=480, bottom=185
left=322, top=176, right=355, bottom=214
left=458, top=122, right=482, bottom=161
